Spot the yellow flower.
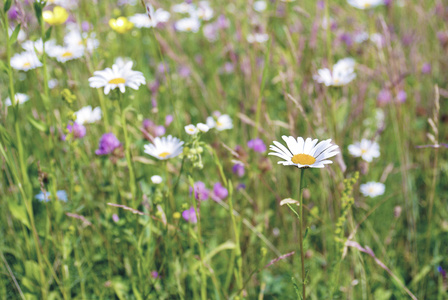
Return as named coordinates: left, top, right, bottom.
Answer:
left=109, top=17, right=134, bottom=34
left=42, top=6, right=68, bottom=25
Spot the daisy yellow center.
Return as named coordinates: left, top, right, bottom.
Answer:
left=216, top=121, right=223, bottom=127
left=188, top=128, right=195, bottom=132
left=361, top=148, right=367, bottom=154
left=364, top=3, right=371, bottom=8
left=291, top=153, right=316, bottom=165
left=62, top=51, right=73, bottom=57
left=369, top=187, right=375, bottom=193
left=108, top=77, right=126, bottom=84
left=159, top=152, right=171, bottom=158
left=23, top=62, right=31, bottom=67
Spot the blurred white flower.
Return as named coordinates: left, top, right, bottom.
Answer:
left=48, top=45, right=84, bottom=63
left=360, top=182, right=385, bottom=197
left=247, top=33, right=269, bottom=43
left=348, top=139, right=380, bottom=162
left=197, top=123, right=209, bottom=132
left=254, top=1, right=267, bottom=12
left=206, top=114, right=233, bottom=131
left=22, top=39, right=57, bottom=55
left=172, top=2, right=192, bottom=14
left=185, top=124, right=198, bottom=135
left=10, top=51, right=43, bottom=71
left=75, top=106, right=102, bottom=125
left=5, top=93, right=29, bottom=107
left=9, top=27, right=27, bottom=43
left=151, top=175, right=163, bottom=184
left=175, top=17, right=201, bottom=32
left=347, top=0, right=384, bottom=9
left=130, top=5, right=170, bottom=28
left=313, top=57, right=356, bottom=86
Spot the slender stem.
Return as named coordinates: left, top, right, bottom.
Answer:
left=254, top=37, right=271, bottom=137
left=119, top=94, right=137, bottom=204
left=190, top=188, right=207, bottom=300
left=325, top=0, right=332, bottom=66
left=298, top=168, right=306, bottom=300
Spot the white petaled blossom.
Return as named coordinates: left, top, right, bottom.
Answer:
left=48, top=45, right=84, bottom=63
left=175, top=17, right=201, bottom=32
left=10, top=51, right=43, bottom=71
left=313, top=57, right=356, bottom=87
left=196, top=1, right=213, bottom=21
left=185, top=124, right=198, bottom=135
left=348, top=139, right=380, bottom=162
left=247, top=33, right=269, bottom=44
left=197, top=123, right=209, bottom=132
left=88, top=62, right=146, bottom=95
left=64, top=29, right=99, bottom=53
left=74, top=106, right=102, bottom=124
left=206, top=114, right=233, bottom=131
left=5, top=93, right=29, bottom=107
left=22, top=39, right=57, bottom=55
left=172, top=2, right=192, bottom=13
left=254, top=1, right=267, bottom=12
left=144, top=135, right=184, bottom=160
left=347, top=0, right=384, bottom=9
left=360, top=182, right=385, bottom=198
left=269, top=136, right=339, bottom=169
left=151, top=175, right=163, bottom=184
left=130, top=5, right=170, bottom=28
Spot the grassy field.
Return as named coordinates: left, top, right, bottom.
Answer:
left=1, top=0, right=447, bottom=299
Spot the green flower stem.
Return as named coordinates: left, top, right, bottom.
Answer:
left=190, top=183, right=207, bottom=300
left=119, top=94, right=137, bottom=204
left=325, top=0, right=332, bottom=66
left=226, top=181, right=244, bottom=298
left=298, top=168, right=306, bottom=300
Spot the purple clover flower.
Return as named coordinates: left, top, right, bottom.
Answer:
left=421, top=63, right=431, bottom=74
left=182, top=207, right=197, bottom=223
left=247, top=138, right=267, bottom=152
left=189, top=181, right=209, bottom=201
left=232, top=163, right=245, bottom=177
left=95, top=133, right=121, bottom=155
left=66, top=122, right=86, bottom=140
left=377, top=89, right=392, bottom=104
left=397, top=90, right=407, bottom=103
left=213, top=182, right=228, bottom=200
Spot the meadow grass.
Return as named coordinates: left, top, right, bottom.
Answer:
left=0, top=0, right=447, bottom=299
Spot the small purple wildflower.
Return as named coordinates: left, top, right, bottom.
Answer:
left=232, top=163, right=245, bottom=177
left=142, top=119, right=166, bottom=138
left=165, top=115, right=174, bottom=126
left=377, top=89, right=392, bottom=104
left=397, top=90, right=407, bottom=103
left=112, top=214, right=120, bottom=223
left=437, top=266, right=446, bottom=278
left=151, top=271, right=159, bottom=279
left=178, top=65, right=191, bottom=78
left=81, top=21, right=91, bottom=31
left=247, top=138, right=267, bottom=153
left=66, top=122, right=86, bottom=140
left=421, top=63, right=431, bottom=74
left=182, top=207, right=197, bottom=224
left=8, top=6, right=19, bottom=20
left=95, top=133, right=121, bottom=155
left=213, top=182, right=228, bottom=200
left=190, top=182, right=209, bottom=201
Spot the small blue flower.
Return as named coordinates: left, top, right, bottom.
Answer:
left=35, top=190, right=68, bottom=202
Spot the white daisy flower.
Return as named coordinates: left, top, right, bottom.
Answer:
left=22, top=38, right=57, bottom=55
left=348, top=139, right=380, bottom=162
left=88, top=61, right=146, bottom=95
left=197, top=123, right=209, bottom=132
left=206, top=114, right=233, bottom=131
left=196, top=1, right=213, bottom=21
left=5, top=93, right=29, bottom=107
left=247, top=33, right=269, bottom=43
left=144, top=135, right=184, bottom=160
left=172, top=2, right=192, bottom=13
left=64, top=30, right=99, bottom=53
left=48, top=45, right=84, bottom=63
left=360, top=182, right=385, bottom=198
left=74, top=106, right=102, bottom=125
left=254, top=1, right=267, bottom=12
left=130, top=6, right=171, bottom=28
left=175, top=17, right=201, bottom=32
left=151, top=175, right=163, bottom=184
left=313, top=57, right=356, bottom=86
left=269, top=136, right=339, bottom=169
left=347, top=0, right=384, bottom=9
left=10, top=51, right=43, bottom=71
left=185, top=124, right=198, bottom=135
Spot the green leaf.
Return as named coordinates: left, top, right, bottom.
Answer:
left=9, top=24, right=21, bottom=45
left=33, top=1, right=43, bottom=24
left=132, top=283, right=143, bottom=300
left=3, top=0, right=12, bottom=12
left=44, top=26, right=52, bottom=42
left=27, top=116, right=48, bottom=132
left=7, top=200, right=30, bottom=229
left=0, top=60, right=8, bottom=73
